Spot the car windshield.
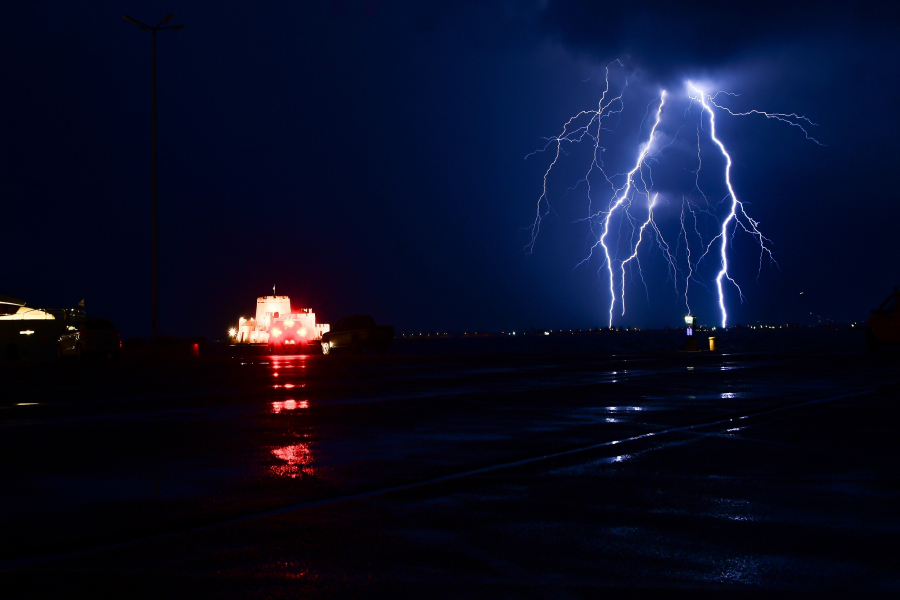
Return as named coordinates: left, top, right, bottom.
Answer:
left=84, top=319, right=116, bottom=330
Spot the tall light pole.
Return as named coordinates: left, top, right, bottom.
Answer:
left=123, top=14, right=184, bottom=338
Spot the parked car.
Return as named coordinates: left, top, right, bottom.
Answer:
left=320, top=315, right=393, bottom=355
left=57, top=318, right=122, bottom=360
left=865, top=288, right=900, bottom=351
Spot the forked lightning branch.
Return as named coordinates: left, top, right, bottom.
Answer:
left=527, top=63, right=820, bottom=328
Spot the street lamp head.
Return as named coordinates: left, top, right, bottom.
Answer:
left=124, top=15, right=182, bottom=32
left=123, top=15, right=151, bottom=29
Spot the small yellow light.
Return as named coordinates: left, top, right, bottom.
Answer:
left=284, top=320, right=295, bottom=328
left=272, top=328, right=282, bottom=337
left=229, top=328, right=237, bottom=338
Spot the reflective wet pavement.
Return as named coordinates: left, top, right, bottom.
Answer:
left=1, top=338, right=899, bottom=597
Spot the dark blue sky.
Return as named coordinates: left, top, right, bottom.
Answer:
left=2, top=1, right=898, bottom=339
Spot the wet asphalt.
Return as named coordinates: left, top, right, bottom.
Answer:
left=1, top=333, right=898, bottom=598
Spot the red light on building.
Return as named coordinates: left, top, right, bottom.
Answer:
left=231, top=295, right=330, bottom=345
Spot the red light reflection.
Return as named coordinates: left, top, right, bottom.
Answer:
left=271, top=399, right=309, bottom=413
left=270, top=443, right=314, bottom=478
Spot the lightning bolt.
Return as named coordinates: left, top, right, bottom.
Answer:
left=678, top=196, right=701, bottom=316
left=619, top=193, right=662, bottom=316
left=593, top=91, right=666, bottom=326
left=527, top=65, right=819, bottom=330
left=689, top=82, right=780, bottom=328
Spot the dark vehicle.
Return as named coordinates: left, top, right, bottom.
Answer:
left=57, top=318, right=122, bottom=360
left=320, top=315, right=393, bottom=355
left=865, top=287, right=900, bottom=351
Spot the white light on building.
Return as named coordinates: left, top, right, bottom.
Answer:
left=232, top=295, right=330, bottom=345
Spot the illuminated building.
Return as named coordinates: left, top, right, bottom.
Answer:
left=232, top=295, right=329, bottom=344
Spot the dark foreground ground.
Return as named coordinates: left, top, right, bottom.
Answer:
left=1, top=331, right=899, bottom=598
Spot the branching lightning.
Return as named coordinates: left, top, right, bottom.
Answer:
left=527, top=63, right=820, bottom=328
left=619, top=193, right=658, bottom=316
left=526, top=61, right=626, bottom=254
left=596, top=91, right=666, bottom=325
left=708, top=92, right=824, bottom=146
left=678, top=196, right=701, bottom=316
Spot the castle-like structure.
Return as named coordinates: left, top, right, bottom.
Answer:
left=232, top=295, right=329, bottom=344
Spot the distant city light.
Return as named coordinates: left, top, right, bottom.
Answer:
left=228, top=328, right=237, bottom=338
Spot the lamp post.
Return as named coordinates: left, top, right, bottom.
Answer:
left=123, top=14, right=184, bottom=338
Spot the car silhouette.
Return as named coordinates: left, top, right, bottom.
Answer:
left=57, top=318, right=122, bottom=360
left=320, top=315, right=393, bottom=355
left=865, top=288, right=900, bottom=351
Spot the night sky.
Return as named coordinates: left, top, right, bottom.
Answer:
left=2, top=1, right=898, bottom=340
